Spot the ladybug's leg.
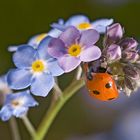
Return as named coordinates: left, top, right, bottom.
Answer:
left=87, top=66, right=93, bottom=80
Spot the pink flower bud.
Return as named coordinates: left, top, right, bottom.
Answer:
left=106, top=23, right=123, bottom=45
left=106, top=44, right=122, bottom=62
left=119, top=38, right=138, bottom=51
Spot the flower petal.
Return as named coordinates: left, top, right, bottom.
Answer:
left=13, top=45, right=36, bottom=69
left=80, top=29, right=100, bottom=47
left=92, top=18, right=113, bottom=33
left=59, top=26, right=80, bottom=47
left=8, top=46, right=18, bottom=52
left=0, top=106, right=12, bottom=121
left=58, top=55, right=81, bottom=73
left=48, top=28, right=62, bottom=38
left=37, top=36, right=53, bottom=60
left=48, top=38, right=66, bottom=58
left=7, top=69, right=32, bottom=90
left=65, top=15, right=89, bottom=26
left=80, top=46, right=101, bottom=62
left=5, top=91, right=38, bottom=107
left=47, top=59, right=64, bottom=76
left=28, top=33, right=47, bottom=49
left=13, top=107, right=28, bottom=118
left=31, top=74, right=54, bottom=97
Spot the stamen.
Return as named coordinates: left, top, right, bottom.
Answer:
left=32, top=60, right=45, bottom=72
left=68, top=44, right=81, bottom=56
left=78, top=22, right=91, bottom=30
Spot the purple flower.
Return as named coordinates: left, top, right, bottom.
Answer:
left=48, top=26, right=101, bottom=72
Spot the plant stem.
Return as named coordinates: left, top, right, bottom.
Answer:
left=9, top=117, right=21, bottom=140
left=33, top=79, right=85, bottom=140
left=22, top=115, right=36, bottom=138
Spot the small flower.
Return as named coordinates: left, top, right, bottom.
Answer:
left=28, top=20, right=65, bottom=48
left=7, top=37, right=64, bottom=97
left=48, top=26, right=101, bottom=72
left=28, top=33, right=48, bottom=49
left=0, top=91, right=38, bottom=121
left=51, top=15, right=113, bottom=34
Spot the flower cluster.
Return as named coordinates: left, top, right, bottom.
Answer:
left=0, top=14, right=139, bottom=121
left=102, top=23, right=140, bottom=96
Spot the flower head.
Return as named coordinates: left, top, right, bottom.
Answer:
left=102, top=23, right=140, bottom=96
left=48, top=26, right=101, bottom=72
left=7, top=36, right=64, bottom=97
left=51, top=15, right=113, bottom=34
left=0, top=91, right=38, bottom=121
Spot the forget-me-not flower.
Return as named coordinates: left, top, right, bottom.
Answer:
left=51, top=14, right=114, bottom=34
left=7, top=36, right=64, bottom=97
left=48, top=26, right=101, bottom=72
left=0, top=90, right=38, bottom=121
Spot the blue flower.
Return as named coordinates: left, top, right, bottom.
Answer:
left=7, top=36, right=64, bottom=97
left=0, top=90, right=38, bottom=121
left=28, top=33, right=48, bottom=49
left=51, top=14, right=114, bottom=34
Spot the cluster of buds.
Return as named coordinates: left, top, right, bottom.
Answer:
left=102, top=23, right=140, bottom=96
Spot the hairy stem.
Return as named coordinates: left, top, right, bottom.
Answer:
left=33, top=79, right=84, bottom=140
left=22, top=115, right=36, bottom=138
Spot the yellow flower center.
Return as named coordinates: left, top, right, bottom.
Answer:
left=68, top=44, right=81, bottom=56
left=78, top=22, right=91, bottom=30
left=32, top=60, right=45, bottom=72
left=11, top=100, right=20, bottom=107
left=36, top=33, right=47, bottom=43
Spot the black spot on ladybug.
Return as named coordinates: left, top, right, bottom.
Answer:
left=93, top=90, right=100, bottom=95
left=108, top=97, right=115, bottom=100
left=105, top=82, right=112, bottom=88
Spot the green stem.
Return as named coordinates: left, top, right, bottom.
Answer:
left=33, top=79, right=85, bottom=140
left=9, top=117, right=21, bottom=140
left=22, top=115, right=36, bottom=138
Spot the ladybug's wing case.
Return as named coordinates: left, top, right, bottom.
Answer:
left=85, top=72, right=119, bottom=101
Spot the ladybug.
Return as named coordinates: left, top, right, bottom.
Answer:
left=83, top=62, right=119, bottom=101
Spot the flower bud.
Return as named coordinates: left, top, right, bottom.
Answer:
left=105, top=23, right=123, bottom=45
left=123, top=85, right=132, bottom=97
left=119, top=38, right=138, bottom=51
left=122, top=51, right=139, bottom=63
left=123, top=65, right=139, bottom=79
left=124, top=76, right=136, bottom=91
left=106, top=44, right=122, bottom=63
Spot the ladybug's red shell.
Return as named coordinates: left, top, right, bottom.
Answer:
left=84, top=63, right=119, bottom=101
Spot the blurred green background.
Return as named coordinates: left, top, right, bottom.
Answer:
left=0, top=0, right=140, bottom=140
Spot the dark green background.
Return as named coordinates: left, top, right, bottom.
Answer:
left=0, top=0, right=140, bottom=140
